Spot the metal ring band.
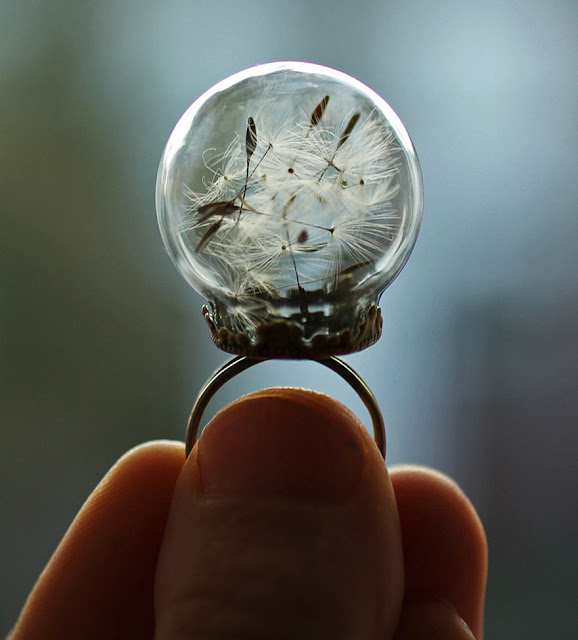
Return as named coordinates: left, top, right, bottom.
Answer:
left=185, top=355, right=385, bottom=459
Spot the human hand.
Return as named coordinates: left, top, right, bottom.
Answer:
left=11, top=388, right=487, bottom=639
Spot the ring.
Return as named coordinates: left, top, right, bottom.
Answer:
left=185, top=355, right=385, bottom=458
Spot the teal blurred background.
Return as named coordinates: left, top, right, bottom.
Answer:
left=1, top=0, right=576, bottom=636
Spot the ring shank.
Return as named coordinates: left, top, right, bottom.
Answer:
left=185, top=355, right=385, bottom=459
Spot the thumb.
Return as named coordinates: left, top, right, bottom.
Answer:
left=154, top=388, right=403, bottom=639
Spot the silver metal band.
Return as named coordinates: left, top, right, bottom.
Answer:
left=185, top=355, right=385, bottom=458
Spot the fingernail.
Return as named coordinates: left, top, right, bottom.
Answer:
left=198, top=389, right=365, bottom=502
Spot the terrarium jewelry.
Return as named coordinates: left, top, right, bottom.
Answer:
left=156, top=62, right=423, bottom=458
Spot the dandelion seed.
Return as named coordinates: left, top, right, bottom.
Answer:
left=196, top=219, right=223, bottom=252
left=337, top=112, right=360, bottom=150
left=197, top=200, right=239, bottom=224
left=246, top=117, right=257, bottom=159
left=310, top=95, right=330, bottom=127
left=295, top=242, right=328, bottom=253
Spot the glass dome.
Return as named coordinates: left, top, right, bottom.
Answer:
left=156, top=62, right=423, bottom=357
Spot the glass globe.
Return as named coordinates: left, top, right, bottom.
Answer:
left=156, top=62, right=423, bottom=357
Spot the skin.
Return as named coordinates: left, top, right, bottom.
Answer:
left=10, top=388, right=487, bottom=639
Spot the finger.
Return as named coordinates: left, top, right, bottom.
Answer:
left=390, top=465, right=488, bottom=639
left=11, top=440, right=185, bottom=640
left=154, top=388, right=404, bottom=640
left=394, top=600, right=476, bottom=639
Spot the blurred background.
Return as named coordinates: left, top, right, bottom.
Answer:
left=1, top=0, right=576, bottom=636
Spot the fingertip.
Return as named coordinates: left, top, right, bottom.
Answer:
left=100, top=440, right=185, bottom=494
left=195, top=387, right=372, bottom=502
left=390, top=463, right=487, bottom=571
left=394, top=599, right=476, bottom=640
left=156, top=388, right=404, bottom=639
left=390, top=464, right=487, bottom=638
left=12, top=440, right=185, bottom=640
left=199, top=387, right=377, bottom=453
